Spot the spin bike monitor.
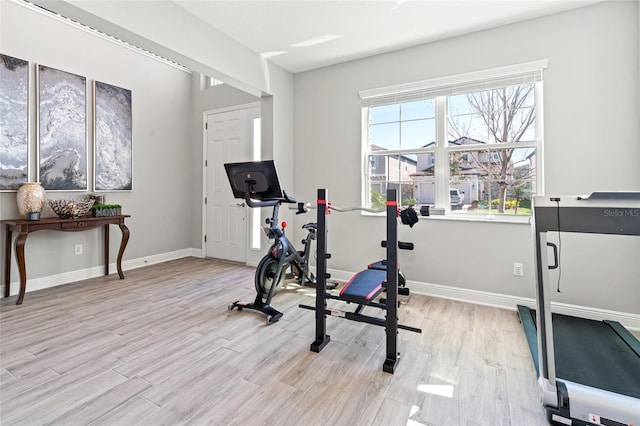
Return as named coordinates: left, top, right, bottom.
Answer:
left=224, top=160, right=284, bottom=201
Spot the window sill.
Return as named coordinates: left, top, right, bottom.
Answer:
left=361, top=210, right=532, bottom=225
left=422, top=214, right=532, bottom=225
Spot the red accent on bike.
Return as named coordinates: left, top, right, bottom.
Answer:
left=282, top=221, right=287, bottom=228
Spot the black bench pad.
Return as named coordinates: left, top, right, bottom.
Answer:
left=339, top=269, right=386, bottom=304
left=368, top=260, right=400, bottom=271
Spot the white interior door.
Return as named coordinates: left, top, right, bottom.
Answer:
left=206, top=108, right=249, bottom=262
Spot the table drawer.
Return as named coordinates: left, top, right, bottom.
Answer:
left=60, top=220, right=96, bottom=230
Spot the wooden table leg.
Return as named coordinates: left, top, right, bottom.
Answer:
left=14, top=232, right=28, bottom=305
left=4, top=225, right=12, bottom=298
left=116, top=223, right=129, bottom=279
left=104, top=224, right=110, bottom=276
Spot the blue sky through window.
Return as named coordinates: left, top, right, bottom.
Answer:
left=370, top=99, right=436, bottom=150
left=369, top=89, right=536, bottom=151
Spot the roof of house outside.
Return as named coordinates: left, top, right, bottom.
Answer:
left=422, top=136, right=487, bottom=149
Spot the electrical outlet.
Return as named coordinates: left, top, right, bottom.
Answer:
left=75, top=244, right=83, bottom=255
left=513, top=262, right=524, bottom=277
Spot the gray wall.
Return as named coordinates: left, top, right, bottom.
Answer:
left=1, top=1, right=191, bottom=285
left=1, top=0, right=292, bottom=295
left=1, top=0, right=638, bottom=316
left=292, top=1, right=640, bottom=314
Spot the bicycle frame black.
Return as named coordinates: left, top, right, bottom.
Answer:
left=260, top=202, right=316, bottom=298
left=226, top=164, right=315, bottom=323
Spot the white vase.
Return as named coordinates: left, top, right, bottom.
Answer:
left=16, top=182, right=46, bottom=219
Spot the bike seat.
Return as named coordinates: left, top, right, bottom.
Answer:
left=302, top=222, right=317, bottom=230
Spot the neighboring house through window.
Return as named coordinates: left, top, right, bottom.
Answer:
left=360, top=60, right=546, bottom=217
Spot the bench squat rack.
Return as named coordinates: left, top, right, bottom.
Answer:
left=300, top=188, right=421, bottom=374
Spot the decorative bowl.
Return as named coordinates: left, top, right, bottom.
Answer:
left=48, top=199, right=96, bottom=219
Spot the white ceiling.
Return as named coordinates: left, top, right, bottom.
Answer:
left=173, top=0, right=604, bottom=74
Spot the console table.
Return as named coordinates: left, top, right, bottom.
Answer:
left=2, top=215, right=130, bottom=305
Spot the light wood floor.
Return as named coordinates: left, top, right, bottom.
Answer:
left=0, top=257, right=549, bottom=425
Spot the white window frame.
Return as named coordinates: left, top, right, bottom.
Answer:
left=249, top=111, right=262, bottom=250
left=360, top=60, right=547, bottom=219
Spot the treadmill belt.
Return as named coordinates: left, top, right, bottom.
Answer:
left=528, top=310, right=640, bottom=399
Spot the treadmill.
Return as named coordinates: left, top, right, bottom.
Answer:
left=517, top=192, right=640, bottom=426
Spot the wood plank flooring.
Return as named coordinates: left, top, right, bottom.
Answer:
left=0, top=257, right=548, bottom=425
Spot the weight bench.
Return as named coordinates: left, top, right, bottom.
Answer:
left=339, top=264, right=410, bottom=308
left=300, top=188, right=422, bottom=374
left=339, top=268, right=386, bottom=304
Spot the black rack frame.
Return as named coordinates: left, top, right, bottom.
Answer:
left=307, top=188, right=417, bottom=373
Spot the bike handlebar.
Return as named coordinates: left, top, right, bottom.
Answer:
left=243, top=189, right=297, bottom=208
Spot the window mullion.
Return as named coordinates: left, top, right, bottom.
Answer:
left=447, top=140, right=536, bottom=152
left=434, top=96, right=449, bottom=211
left=362, top=107, right=371, bottom=208
left=535, top=80, right=544, bottom=196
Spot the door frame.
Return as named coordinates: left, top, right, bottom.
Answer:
left=201, top=102, right=261, bottom=260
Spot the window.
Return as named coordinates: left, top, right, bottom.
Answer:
left=360, top=61, right=546, bottom=216
left=250, top=116, right=261, bottom=250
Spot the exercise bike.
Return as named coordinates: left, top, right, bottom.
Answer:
left=252, top=200, right=319, bottom=309
left=223, top=160, right=404, bottom=324
left=224, top=160, right=323, bottom=323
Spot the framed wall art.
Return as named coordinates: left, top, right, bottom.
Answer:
left=0, top=53, right=29, bottom=191
left=37, top=64, right=87, bottom=191
left=93, top=80, right=132, bottom=191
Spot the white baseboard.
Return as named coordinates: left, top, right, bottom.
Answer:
left=124, top=248, right=203, bottom=271
left=3, top=248, right=199, bottom=298
left=327, top=268, right=640, bottom=331
left=326, top=268, right=533, bottom=310
left=4, top=257, right=638, bottom=331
